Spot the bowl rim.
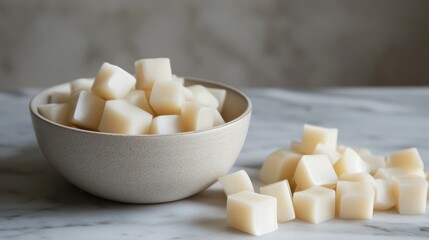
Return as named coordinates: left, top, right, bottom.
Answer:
left=29, top=77, right=252, bottom=138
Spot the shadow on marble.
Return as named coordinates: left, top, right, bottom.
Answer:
left=188, top=188, right=226, bottom=209
left=191, top=217, right=246, bottom=236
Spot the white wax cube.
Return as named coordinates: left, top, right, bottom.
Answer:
left=293, top=186, right=336, bottom=224
left=186, top=85, right=219, bottom=109
left=172, top=74, right=185, bottom=86
left=354, top=148, right=372, bottom=156
left=212, top=109, right=225, bottom=127
left=374, top=167, right=425, bottom=181
left=386, top=148, right=424, bottom=171
left=300, top=124, right=338, bottom=154
left=70, top=78, right=94, bottom=93
left=135, top=58, right=172, bottom=90
left=207, top=87, right=227, bottom=113
left=259, top=148, right=301, bottom=184
left=92, top=62, right=136, bottom=100
left=339, top=172, right=375, bottom=184
left=125, top=90, right=154, bottom=116
left=312, top=143, right=341, bottom=164
left=373, top=179, right=396, bottom=211
left=391, top=175, right=428, bottom=215
left=336, top=181, right=375, bottom=220
left=359, top=154, right=386, bottom=175
left=149, top=115, right=181, bottom=135
left=69, top=91, right=105, bottom=130
left=260, top=180, right=295, bottom=222
left=334, top=147, right=368, bottom=176
left=218, top=170, right=254, bottom=195
left=181, top=102, right=214, bottom=132
left=182, top=86, right=194, bottom=101
left=149, top=80, right=184, bottom=115
left=98, top=99, right=153, bottom=135
left=294, top=155, right=338, bottom=190
left=38, top=103, right=71, bottom=126
left=49, top=91, right=70, bottom=104
left=227, top=191, right=278, bottom=236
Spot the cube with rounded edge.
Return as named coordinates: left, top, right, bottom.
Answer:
left=172, top=74, right=185, bottom=86
left=259, top=148, right=301, bottom=184
left=212, top=109, right=225, bottom=127
left=227, top=191, right=278, bottom=236
left=260, top=180, right=295, bottom=222
left=181, top=102, right=214, bottom=132
left=49, top=91, right=70, bottom=104
left=373, top=179, right=396, bottom=211
left=386, top=148, right=424, bottom=171
left=312, top=143, right=341, bottom=164
left=391, top=175, right=428, bottom=215
left=293, top=186, right=335, bottom=224
left=207, top=87, right=227, bottom=113
left=68, top=91, right=105, bottom=130
left=98, top=99, right=153, bottom=135
left=149, top=115, right=181, bottom=135
left=218, top=170, right=254, bottom=195
left=300, top=124, right=338, bottom=154
left=374, top=167, right=425, bottom=181
left=334, top=147, right=368, bottom=176
left=186, top=85, right=219, bottom=109
left=70, top=78, right=94, bottom=93
left=294, top=155, right=338, bottom=190
left=92, top=62, right=136, bottom=100
left=125, top=90, right=154, bottom=116
left=38, top=103, right=71, bottom=126
left=150, top=80, right=184, bottom=115
left=135, top=58, right=172, bottom=90
left=336, top=181, right=374, bottom=220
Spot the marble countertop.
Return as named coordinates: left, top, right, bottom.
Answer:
left=1, top=87, right=428, bottom=239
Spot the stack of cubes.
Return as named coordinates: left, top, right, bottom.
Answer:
left=37, top=59, right=227, bottom=135
left=218, top=124, right=428, bottom=236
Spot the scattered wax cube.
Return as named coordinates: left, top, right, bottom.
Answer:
left=92, top=62, right=136, bottom=100
left=373, top=179, right=396, bottom=211
left=300, top=124, right=338, bottom=154
left=125, top=90, right=154, bottom=116
left=339, top=172, right=375, bottom=184
left=135, top=58, right=172, bottom=90
left=149, top=115, right=182, bottom=135
left=294, top=155, right=338, bottom=190
left=207, top=87, right=227, bottom=113
left=227, top=191, right=278, bottom=236
left=98, top=99, right=153, bottom=135
left=312, top=143, right=341, bottom=164
left=186, top=85, right=219, bottom=109
left=391, top=175, right=428, bottom=215
left=70, top=78, right=94, bottom=93
left=293, top=186, right=336, bottom=224
left=259, top=148, right=301, bottom=184
left=334, top=147, right=368, bottom=176
left=38, top=103, right=71, bottom=126
left=359, top=154, right=386, bottom=175
left=218, top=170, right=254, bottom=195
left=68, top=91, right=105, bottom=130
left=181, top=102, right=214, bottom=132
left=374, top=167, right=425, bottom=181
left=49, top=91, right=70, bottom=104
left=336, top=181, right=375, bottom=220
left=260, top=180, right=295, bottom=222
left=150, top=80, right=184, bottom=115
left=386, top=148, right=424, bottom=171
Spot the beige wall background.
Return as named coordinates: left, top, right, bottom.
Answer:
left=1, top=0, right=429, bottom=90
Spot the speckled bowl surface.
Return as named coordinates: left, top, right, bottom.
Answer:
left=29, top=78, right=251, bottom=203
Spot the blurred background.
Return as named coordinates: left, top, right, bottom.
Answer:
left=1, top=0, right=428, bottom=90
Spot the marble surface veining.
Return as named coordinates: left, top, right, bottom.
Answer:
left=1, top=88, right=429, bottom=239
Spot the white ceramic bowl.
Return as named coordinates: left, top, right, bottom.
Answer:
left=30, top=78, right=252, bottom=203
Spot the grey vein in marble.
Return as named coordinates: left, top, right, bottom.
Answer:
left=0, top=88, right=428, bottom=240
